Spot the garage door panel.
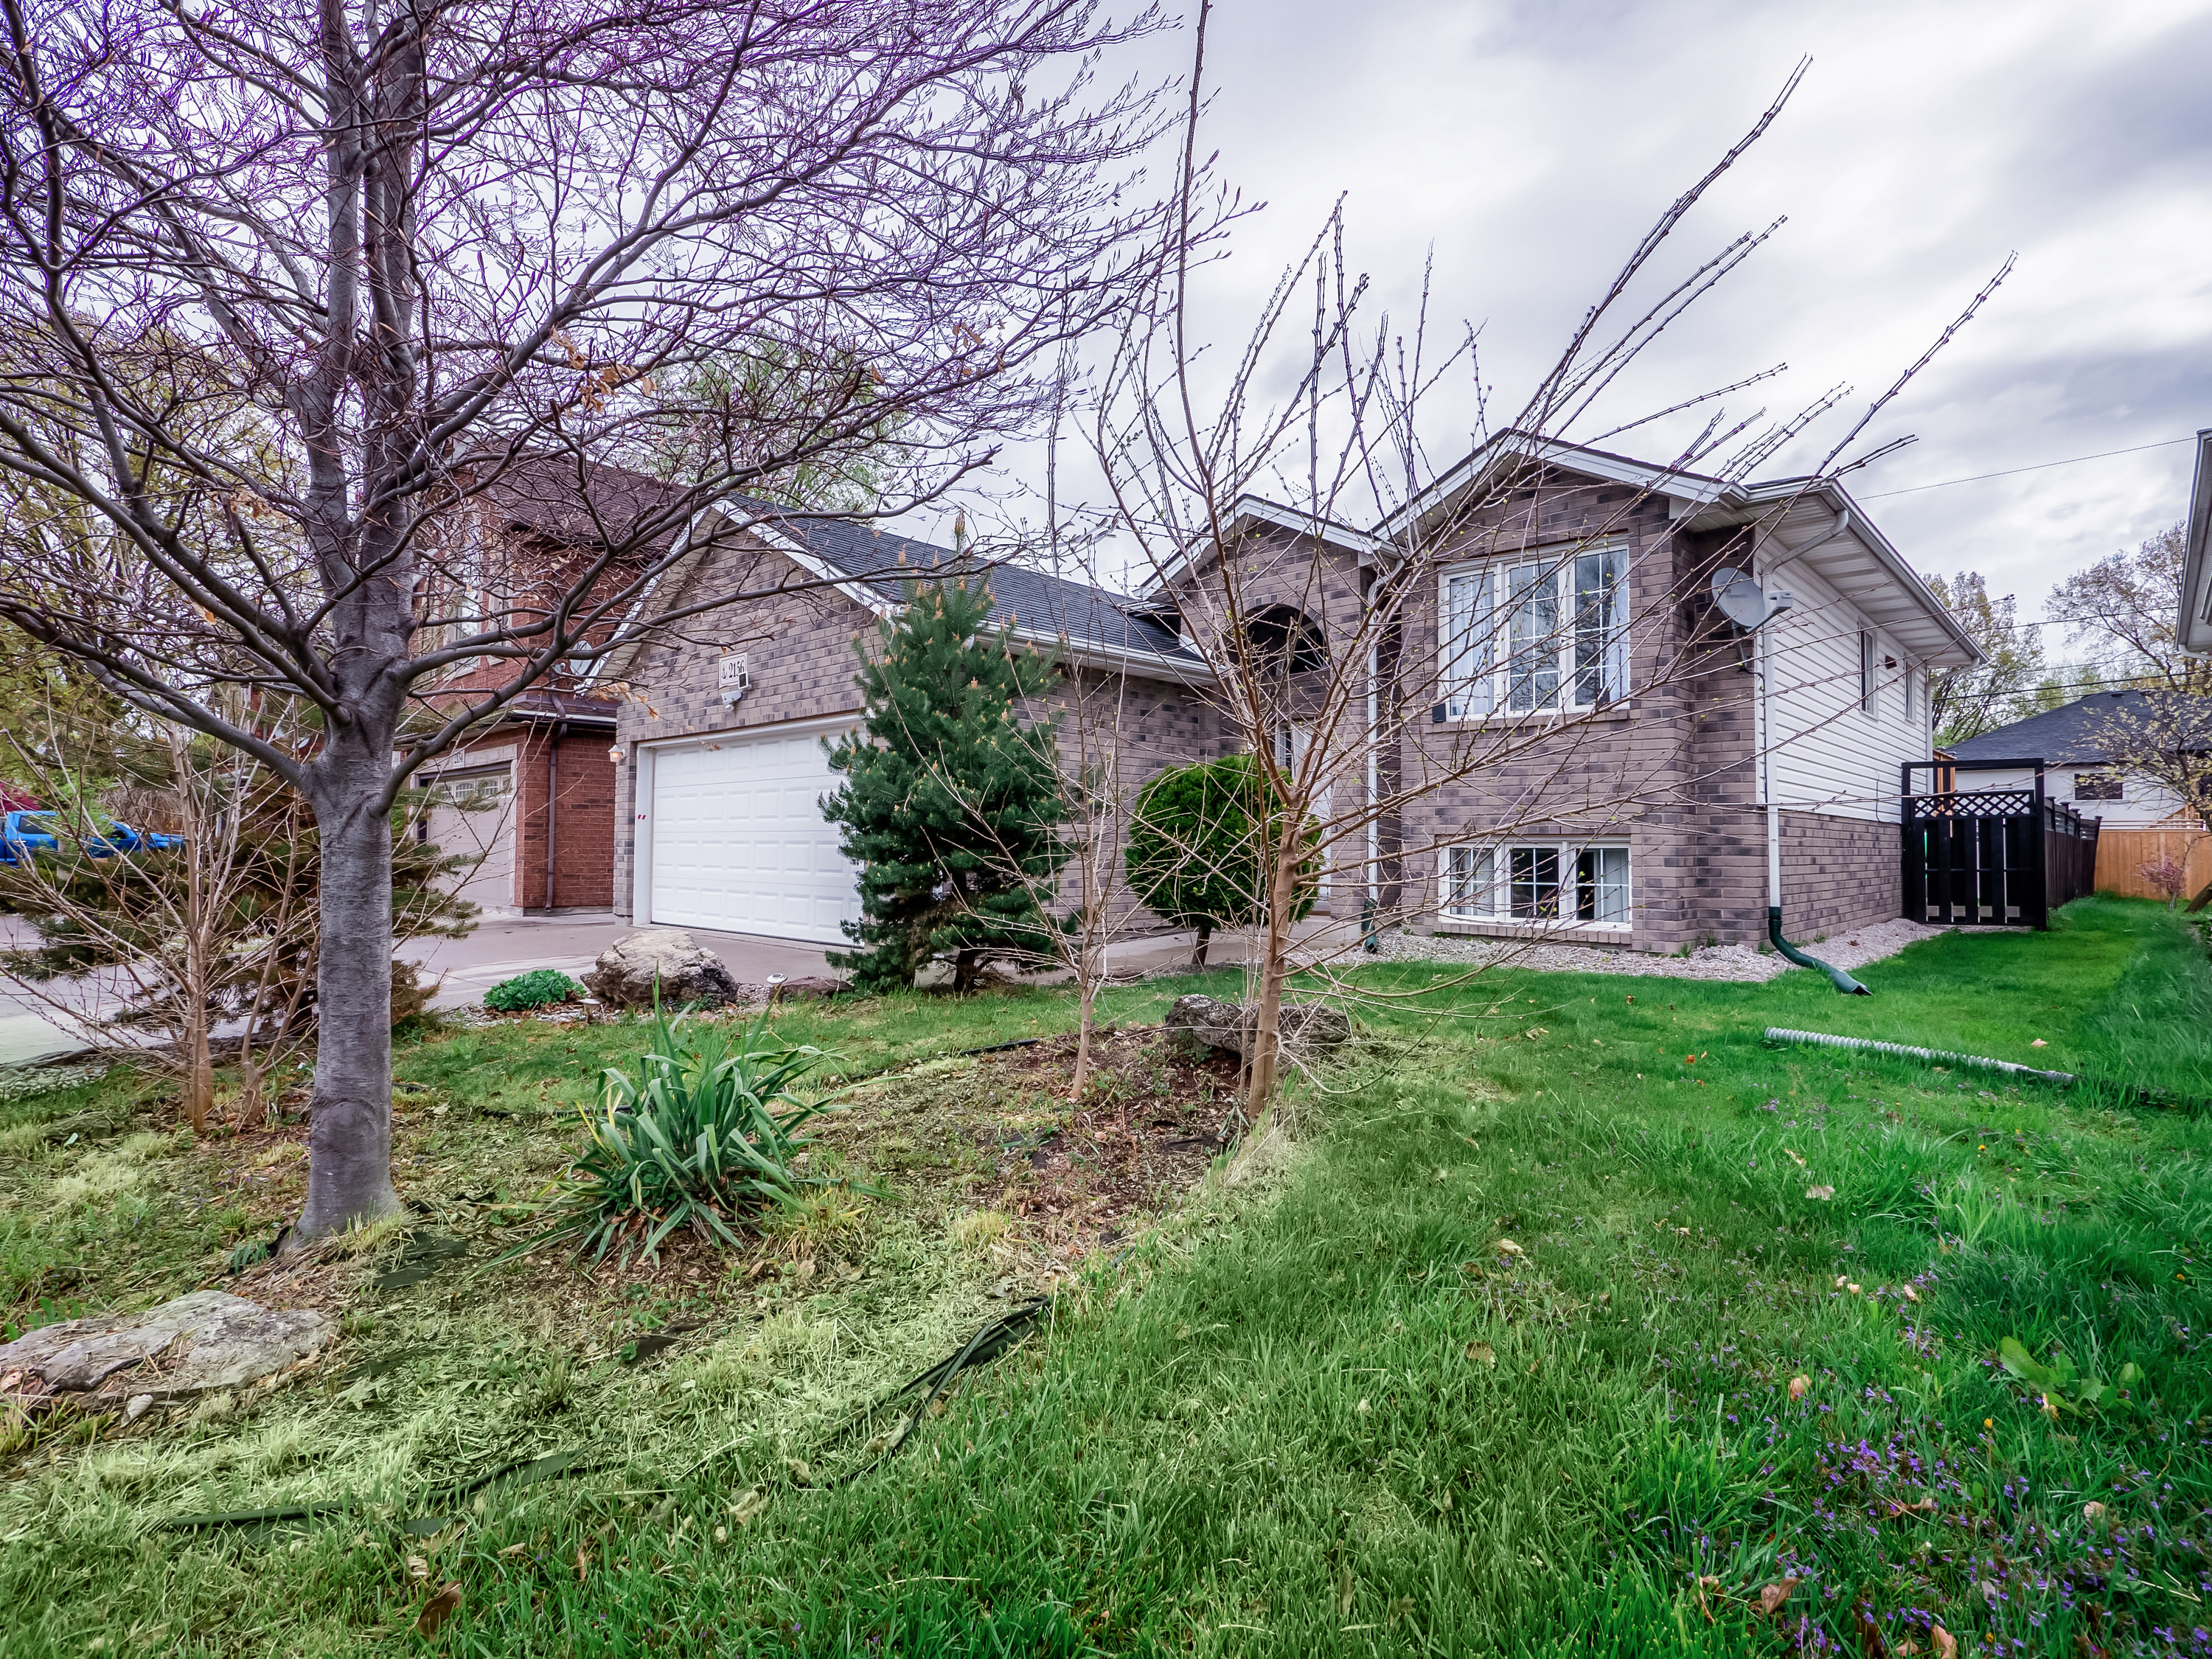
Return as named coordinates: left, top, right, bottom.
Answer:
left=647, top=729, right=859, bottom=945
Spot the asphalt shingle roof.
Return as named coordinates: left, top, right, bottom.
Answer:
left=1944, top=689, right=2212, bottom=764
left=756, top=509, right=1198, bottom=668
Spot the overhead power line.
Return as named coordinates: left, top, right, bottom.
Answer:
left=1857, top=437, right=2194, bottom=500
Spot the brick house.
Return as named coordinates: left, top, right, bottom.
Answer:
left=408, top=458, right=678, bottom=915
left=594, top=504, right=1219, bottom=945
left=1157, top=433, right=1981, bottom=952
left=567, top=431, right=1972, bottom=957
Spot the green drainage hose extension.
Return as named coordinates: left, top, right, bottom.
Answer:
left=1765, top=1026, right=2076, bottom=1085
left=1768, top=905, right=1871, bottom=996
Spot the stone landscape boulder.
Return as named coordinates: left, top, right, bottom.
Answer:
left=0, top=1290, right=334, bottom=1397
left=1164, top=993, right=1350, bottom=1061
left=581, top=928, right=741, bottom=1009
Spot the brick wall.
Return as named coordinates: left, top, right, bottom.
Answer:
left=609, top=532, right=1228, bottom=930
left=509, top=727, right=619, bottom=911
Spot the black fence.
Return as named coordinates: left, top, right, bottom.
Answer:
left=1902, top=762, right=2101, bottom=929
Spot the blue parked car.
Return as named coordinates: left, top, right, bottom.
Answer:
left=0, top=810, right=182, bottom=866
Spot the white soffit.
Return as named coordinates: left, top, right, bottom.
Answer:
left=1753, top=493, right=1978, bottom=668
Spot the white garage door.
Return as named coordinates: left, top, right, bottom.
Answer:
left=420, top=765, right=517, bottom=916
left=646, top=727, right=860, bottom=945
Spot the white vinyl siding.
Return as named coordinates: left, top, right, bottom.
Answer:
left=1442, top=842, right=1630, bottom=928
left=1757, top=560, right=1924, bottom=822
left=1441, top=542, right=1626, bottom=719
left=1953, top=766, right=2187, bottom=829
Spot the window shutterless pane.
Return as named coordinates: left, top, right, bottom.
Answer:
left=1506, top=562, right=1560, bottom=712
left=1444, top=844, right=1495, bottom=917
left=1444, top=570, right=1493, bottom=717
left=1577, top=845, right=1630, bottom=923
left=1509, top=845, right=1561, bottom=918
left=1573, top=547, right=1624, bottom=706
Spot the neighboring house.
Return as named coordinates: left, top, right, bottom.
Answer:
left=597, top=505, right=1218, bottom=947
left=1939, top=692, right=2206, bottom=828
left=408, top=458, right=669, bottom=915
left=1160, top=433, right=1980, bottom=951
left=2184, top=427, right=2212, bottom=657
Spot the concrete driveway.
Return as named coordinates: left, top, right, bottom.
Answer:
left=0, top=909, right=1366, bottom=1063
left=404, top=913, right=840, bottom=1010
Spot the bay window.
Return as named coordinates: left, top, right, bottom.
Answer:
left=1441, top=541, right=1627, bottom=718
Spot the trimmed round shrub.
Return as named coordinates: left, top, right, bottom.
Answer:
left=1124, top=754, right=1319, bottom=969
left=484, top=967, right=582, bottom=1012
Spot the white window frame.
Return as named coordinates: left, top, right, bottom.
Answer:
left=1439, top=540, right=1628, bottom=720
left=1439, top=841, right=1632, bottom=930
left=1859, top=630, right=1877, bottom=719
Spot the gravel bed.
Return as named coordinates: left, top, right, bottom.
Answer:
left=1378, top=916, right=1964, bottom=982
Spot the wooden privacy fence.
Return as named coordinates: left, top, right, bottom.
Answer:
left=2093, top=822, right=2212, bottom=902
left=1902, top=762, right=2101, bottom=928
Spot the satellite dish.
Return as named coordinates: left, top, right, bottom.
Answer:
left=1711, top=567, right=1792, bottom=632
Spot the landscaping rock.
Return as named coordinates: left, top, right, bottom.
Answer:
left=581, top=928, right=741, bottom=1009
left=0, top=1290, right=334, bottom=1395
left=1163, top=994, right=1350, bottom=1060
left=768, top=975, right=843, bottom=1002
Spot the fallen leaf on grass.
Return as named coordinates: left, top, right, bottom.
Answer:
left=1693, top=1574, right=1719, bottom=1621
left=1782, top=1147, right=1806, bottom=1167
left=1464, top=1340, right=1497, bottom=1368
left=2030, top=1038, right=2048, bottom=1048
left=1788, top=1374, right=1811, bottom=1401
left=497, top=1542, right=529, bottom=1558
left=728, top=1489, right=768, bottom=1526
left=574, top=1547, right=589, bottom=1582
left=1495, top=1239, right=1524, bottom=1258
left=1883, top=1497, right=1938, bottom=1519
left=1806, top=1185, right=1835, bottom=1201
left=1931, top=1624, right=1957, bottom=1659
left=406, top=1554, right=429, bottom=1581
left=415, top=1582, right=462, bottom=1638
left=1758, top=1578, right=1798, bottom=1617
left=2082, top=1500, right=2107, bottom=1525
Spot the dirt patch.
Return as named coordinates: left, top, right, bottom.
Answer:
left=926, top=1023, right=1243, bottom=1262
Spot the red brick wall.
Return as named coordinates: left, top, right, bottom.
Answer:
left=509, top=727, right=618, bottom=911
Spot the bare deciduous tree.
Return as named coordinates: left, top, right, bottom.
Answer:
left=0, top=0, right=1172, bottom=1237
left=1089, top=12, right=2006, bottom=1123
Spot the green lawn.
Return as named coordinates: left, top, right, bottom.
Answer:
left=1, top=897, right=2208, bottom=1657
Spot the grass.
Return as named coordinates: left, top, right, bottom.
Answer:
left=0, top=896, right=2207, bottom=1656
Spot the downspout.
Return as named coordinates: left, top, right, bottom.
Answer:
left=1758, top=508, right=1870, bottom=994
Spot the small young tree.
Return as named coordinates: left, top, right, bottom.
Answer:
left=0, top=684, right=479, bottom=1128
left=823, top=580, right=1070, bottom=992
left=1125, top=756, right=1319, bottom=970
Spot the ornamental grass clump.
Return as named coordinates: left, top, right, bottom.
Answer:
left=528, top=1012, right=838, bottom=1266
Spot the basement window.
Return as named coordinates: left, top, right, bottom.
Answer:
left=1441, top=843, right=1630, bottom=928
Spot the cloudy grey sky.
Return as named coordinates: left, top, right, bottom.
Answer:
left=959, top=0, right=2212, bottom=640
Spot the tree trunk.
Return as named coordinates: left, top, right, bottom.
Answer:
left=1189, top=921, right=1211, bottom=971
left=1072, top=973, right=1096, bottom=1101
left=1242, top=835, right=1304, bottom=1121
left=295, top=746, right=401, bottom=1241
